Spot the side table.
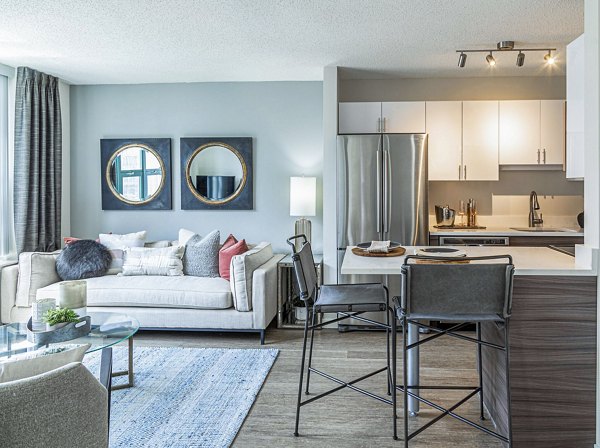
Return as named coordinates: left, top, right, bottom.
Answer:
left=277, top=254, right=323, bottom=329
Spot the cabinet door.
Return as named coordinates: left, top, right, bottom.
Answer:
left=540, top=100, right=565, bottom=165
left=381, top=102, right=426, bottom=133
left=566, top=34, right=585, bottom=179
left=462, top=101, right=499, bottom=181
left=426, top=101, right=462, bottom=181
left=338, top=102, right=382, bottom=134
left=499, top=100, right=541, bottom=165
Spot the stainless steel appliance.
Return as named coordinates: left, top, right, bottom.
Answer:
left=438, top=236, right=509, bottom=246
left=337, top=134, right=428, bottom=329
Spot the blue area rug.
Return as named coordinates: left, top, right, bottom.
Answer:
left=84, top=346, right=278, bottom=448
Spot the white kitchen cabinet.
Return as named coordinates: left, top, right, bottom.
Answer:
left=426, top=101, right=462, bottom=180
left=338, top=101, right=426, bottom=134
left=381, top=102, right=426, bottom=133
left=462, top=101, right=499, bottom=181
left=499, top=101, right=541, bottom=165
left=499, top=100, right=565, bottom=166
left=540, top=100, right=565, bottom=165
left=566, top=34, right=585, bottom=179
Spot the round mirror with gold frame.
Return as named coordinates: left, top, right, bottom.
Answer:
left=180, top=137, right=253, bottom=210
left=101, top=138, right=172, bottom=210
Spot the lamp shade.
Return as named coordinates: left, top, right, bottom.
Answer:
left=290, top=177, right=316, bottom=217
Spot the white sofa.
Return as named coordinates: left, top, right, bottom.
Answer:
left=0, top=243, right=284, bottom=344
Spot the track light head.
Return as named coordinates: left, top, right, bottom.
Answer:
left=544, top=51, right=555, bottom=65
left=486, top=52, right=496, bottom=67
left=458, top=52, right=467, bottom=68
left=516, top=51, right=525, bottom=67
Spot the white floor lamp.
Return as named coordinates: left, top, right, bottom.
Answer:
left=290, top=176, right=316, bottom=251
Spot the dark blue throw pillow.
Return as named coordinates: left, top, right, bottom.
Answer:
left=56, top=240, right=112, bottom=280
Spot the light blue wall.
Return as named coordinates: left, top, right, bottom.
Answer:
left=70, top=81, right=323, bottom=252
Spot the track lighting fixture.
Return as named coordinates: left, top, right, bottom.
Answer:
left=455, top=41, right=556, bottom=68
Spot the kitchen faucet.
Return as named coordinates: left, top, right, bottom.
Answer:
left=529, top=191, right=543, bottom=227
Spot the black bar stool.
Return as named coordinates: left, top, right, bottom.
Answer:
left=287, top=235, right=398, bottom=439
left=394, top=254, right=515, bottom=447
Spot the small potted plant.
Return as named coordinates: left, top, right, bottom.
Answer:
left=43, top=307, right=80, bottom=331
left=293, top=297, right=307, bottom=322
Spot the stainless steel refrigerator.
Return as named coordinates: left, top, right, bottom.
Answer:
left=337, top=134, right=428, bottom=330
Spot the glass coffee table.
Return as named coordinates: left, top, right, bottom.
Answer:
left=0, top=312, right=139, bottom=390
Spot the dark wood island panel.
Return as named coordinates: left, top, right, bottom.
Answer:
left=482, top=275, right=597, bottom=448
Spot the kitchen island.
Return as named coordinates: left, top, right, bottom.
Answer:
left=341, top=246, right=597, bottom=448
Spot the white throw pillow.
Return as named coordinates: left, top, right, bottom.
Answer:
left=230, top=242, right=273, bottom=311
left=0, top=343, right=90, bottom=383
left=178, top=228, right=197, bottom=246
left=99, top=231, right=147, bottom=250
left=99, top=231, right=147, bottom=275
left=121, top=245, right=185, bottom=276
left=16, top=251, right=61, bottom=307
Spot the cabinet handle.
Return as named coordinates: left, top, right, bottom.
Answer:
left=458, top=165, right=461, bottom=180
left=383, top=117, right=387, bottom=133
left=377, top=117, right=381, bottom=133
left=537, top=148, right=540, bottom=164
left=543, top=148, right=546, bottom=164
left=464, top=165, right=467, bottom=180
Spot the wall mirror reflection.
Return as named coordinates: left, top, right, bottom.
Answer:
left=101, top=138, right=172, bottom=210
left=181, top=137, right=253, bottom=210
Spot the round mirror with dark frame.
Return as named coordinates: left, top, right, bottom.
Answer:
left=180, top=137, right=253, bottom=210
left=100, top=138, right=172, bottom=210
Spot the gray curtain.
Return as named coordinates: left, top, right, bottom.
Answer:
left=14, top=67, right=62, bottom=253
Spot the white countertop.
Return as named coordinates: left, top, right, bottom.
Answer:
left=340, top=246, right=596, bottom=277
left=429, top=226, right=584, bottom=237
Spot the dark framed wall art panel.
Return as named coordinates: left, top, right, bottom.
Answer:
left=100, top=138, right=172, bottom=210
left=180, top=137, right=254, bottom=210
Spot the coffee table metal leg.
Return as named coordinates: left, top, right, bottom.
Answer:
left=111, top=337, right=134, bottom=390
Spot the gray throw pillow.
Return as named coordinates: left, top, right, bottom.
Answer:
left=183, top=230, right=220, bottom=277
left=56, top=240, right=112, bottom=280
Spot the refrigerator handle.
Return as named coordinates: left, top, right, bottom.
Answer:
left=376, top=149, right=382, bottom=233
left=383, top=147, right=391, bottom=234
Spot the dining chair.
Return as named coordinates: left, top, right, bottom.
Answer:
left=395, top=255, right=515, bottom=447
left=287, top=234, right=397, bottom=439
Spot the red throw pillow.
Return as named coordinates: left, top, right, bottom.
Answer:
left=64, top=236, right=100, bottom=245
left=221, top=234, right=238, bottom=251
left=219, top=239, right=248, bottom=281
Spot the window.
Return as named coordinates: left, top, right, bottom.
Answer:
left=112, top=147, right=162, bottom=201
left=0, top=74, right=10, bottom=258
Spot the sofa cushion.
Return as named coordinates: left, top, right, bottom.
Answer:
left=183, top=231, right=220, bottom=277
left=36, top=275, right=233, bottom=310
left=230, top=242, right=273, bottom=311
left=16, top=251, right=61, bottom=307
left=122, top=246, right=184, bottom=276
left=99, top=231, right=147, bottom=249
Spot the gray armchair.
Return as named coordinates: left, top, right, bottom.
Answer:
left=0, top=359, right=110, bottom=448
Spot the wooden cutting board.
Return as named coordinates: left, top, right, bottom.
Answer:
left=351, top=246, right=406, bottom=257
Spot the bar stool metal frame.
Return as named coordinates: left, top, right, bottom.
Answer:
left=394, top=254, right=515, bottom=447
left=287, top=235, right=398, bottom=439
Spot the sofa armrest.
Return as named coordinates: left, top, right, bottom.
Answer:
left=251, top=254, right=284, bottom=330
left=0, top=262, right=18, bottom=324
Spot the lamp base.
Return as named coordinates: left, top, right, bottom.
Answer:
left=294, top=218, right=312, bottom=251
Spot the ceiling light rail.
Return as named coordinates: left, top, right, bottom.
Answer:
left=456, top=41, right=557, bottom=68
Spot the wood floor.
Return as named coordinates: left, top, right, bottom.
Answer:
left=134, top=327, right=503, bottom=448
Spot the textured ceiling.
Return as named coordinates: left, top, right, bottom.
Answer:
left=0, top=0, right=584, bottom=84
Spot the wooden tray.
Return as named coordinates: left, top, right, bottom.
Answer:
left=352, top=246, right=406, bottom=257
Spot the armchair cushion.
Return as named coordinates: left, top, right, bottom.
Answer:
left=0, top=343, right=90, bottom=383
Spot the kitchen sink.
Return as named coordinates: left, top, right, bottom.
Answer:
left=510, top=227, right=578, bottom=232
